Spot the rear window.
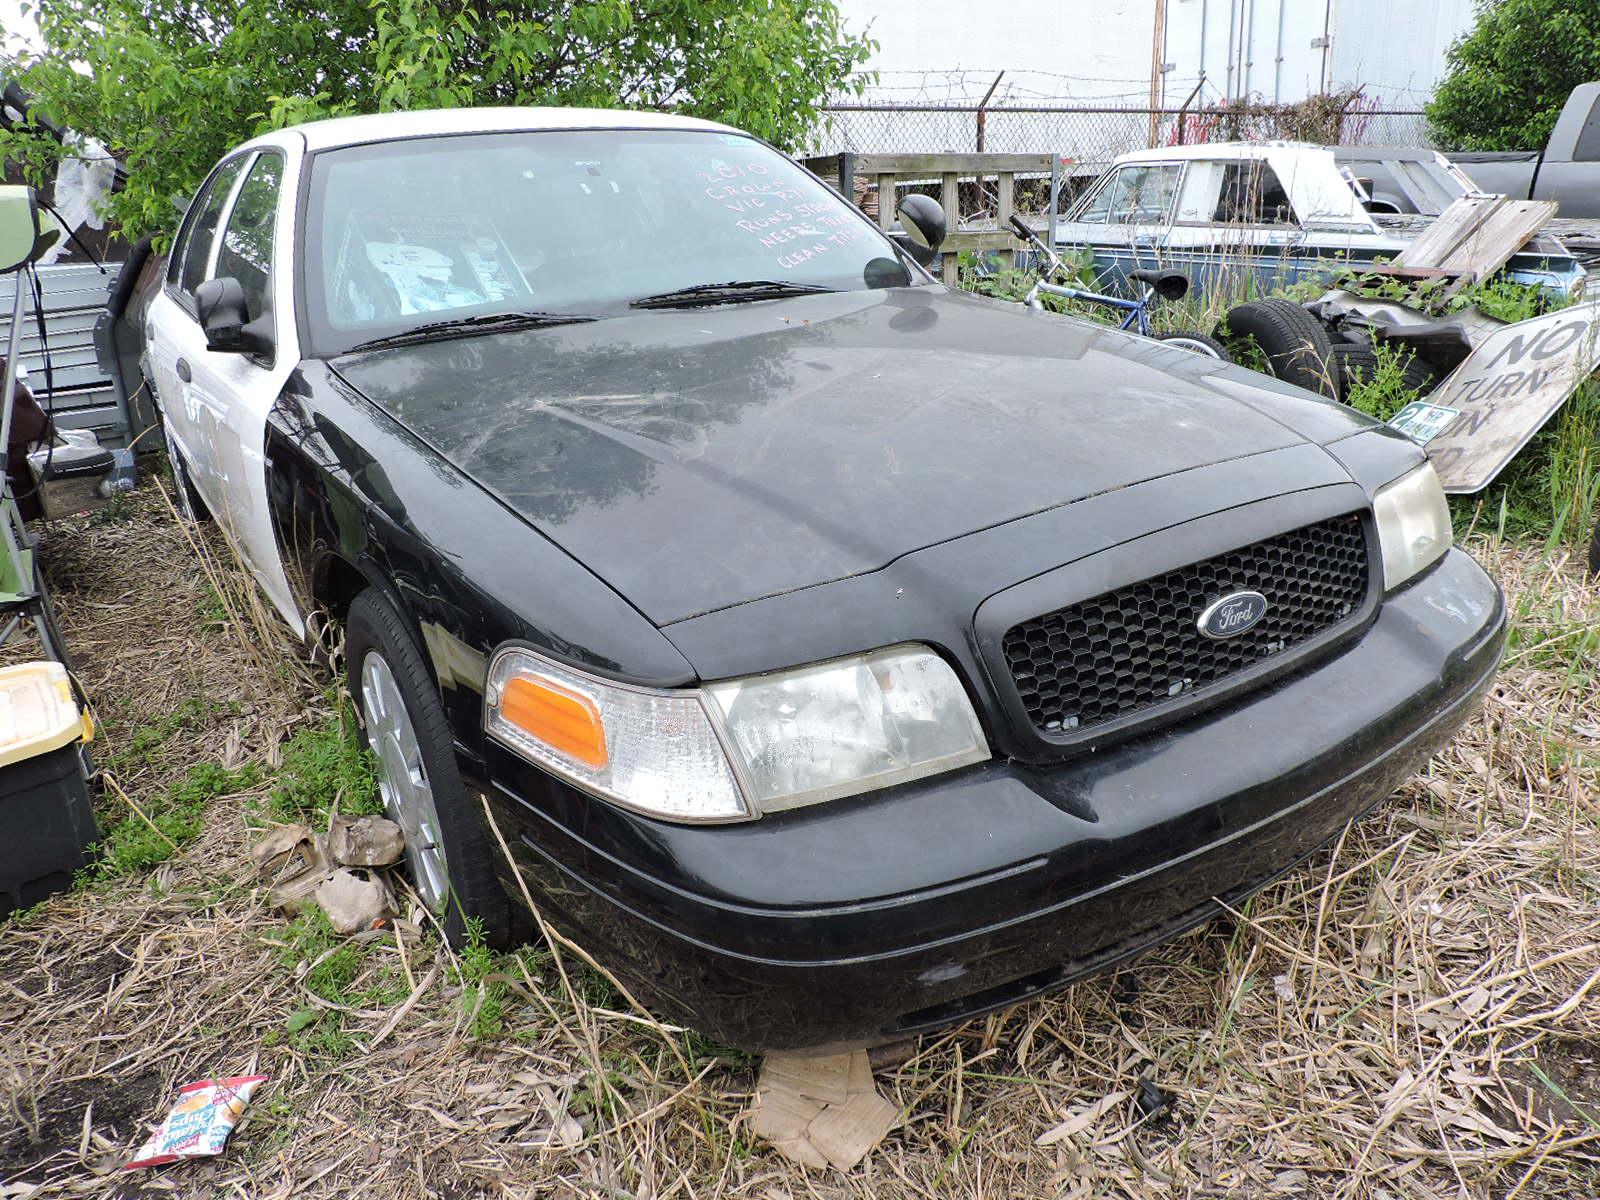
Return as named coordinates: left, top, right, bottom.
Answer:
left=1574, top=97, right=1600, bottom=161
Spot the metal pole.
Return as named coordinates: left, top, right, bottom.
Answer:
left=1175, top=78, right=1205, bottom=147
left=1048, top=155, right=1061, bottom=250
left=0, top=275, right=25, bottom=461
left=0, top=274, right=30, bottom=600
left=1321, top=0, right=1334, bottom=93
left=975, top=71, right=1004, bottom=153
left=1273, top=0, right=1286, bottom=102
left=1224, top=0, right=1237, bottom=98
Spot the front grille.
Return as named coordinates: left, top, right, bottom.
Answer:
left=1002, top=512, right=1369, bottom=736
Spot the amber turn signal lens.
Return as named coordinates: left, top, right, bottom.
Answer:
left=499, top=675, right=608, bottom=769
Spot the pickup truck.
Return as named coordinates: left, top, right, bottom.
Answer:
left=1444, top=82, right=1600, bottom=218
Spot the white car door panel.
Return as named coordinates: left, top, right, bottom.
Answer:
left=147, top=138, right=307, bottom=636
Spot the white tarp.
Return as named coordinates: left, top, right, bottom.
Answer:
left=39, top=133, right=116, bottom=265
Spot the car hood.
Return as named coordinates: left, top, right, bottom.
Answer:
left=332, top=288, right=1367, bottom=625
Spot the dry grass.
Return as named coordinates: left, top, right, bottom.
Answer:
left=1, top=485, right=1598, bottom=1199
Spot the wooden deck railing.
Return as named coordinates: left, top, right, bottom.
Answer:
left=801, top=152, right=1056, bottom=284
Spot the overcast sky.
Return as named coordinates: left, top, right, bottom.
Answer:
left=2, top=0, right=43, bottom=55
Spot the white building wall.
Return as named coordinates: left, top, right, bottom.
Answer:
left=836, top=0, right=1476, bottom=109
left=838, top=0, right=1159, bottom=104
left=1326, top=0, right=1475, bottom=106
left=1161, top=0, right=1474, bottom=108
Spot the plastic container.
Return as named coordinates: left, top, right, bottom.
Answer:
left=0, top=661, right=96, bottom=916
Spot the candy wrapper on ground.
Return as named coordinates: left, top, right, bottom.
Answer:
left=124, top=1075, right=268, bottom=1169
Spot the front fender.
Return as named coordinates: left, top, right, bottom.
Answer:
left=266, top=360, right=699, bottom=755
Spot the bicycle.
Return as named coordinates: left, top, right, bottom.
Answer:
left=1004, top=214, right=1231, bottom=360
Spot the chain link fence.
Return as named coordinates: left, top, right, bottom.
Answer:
left=809, top=104, right=1433, bottom=178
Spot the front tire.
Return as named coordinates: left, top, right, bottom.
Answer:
left=345, top=587, right=513, bottom=947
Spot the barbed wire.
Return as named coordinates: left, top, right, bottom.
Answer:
left=807, top=103, right=1433, bottom=166
left=839, top=69, right=1434, bottom=113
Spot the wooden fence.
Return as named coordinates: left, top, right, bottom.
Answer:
left=802, top=152, right=1056, bottom=284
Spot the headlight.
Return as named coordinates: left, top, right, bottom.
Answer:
left=485, top=643, right=989, bottom=822
left=1374, top=462, right=1452, bottom=591
left=704, top=645, right=989, bottom=812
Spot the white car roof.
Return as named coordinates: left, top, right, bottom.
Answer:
left=1110, top=140, right=1325, bottom=165
left=1101, top=140, right=1378, bottom=230
left=244, top=106, right=742, bottom=153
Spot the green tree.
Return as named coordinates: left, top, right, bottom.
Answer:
left=0, top=0, right=872, bottom=238
left=1427, top=0, right=1600, bottom=151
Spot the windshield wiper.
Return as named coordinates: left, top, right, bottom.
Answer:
left=345, top=310, right=597, bottom=353
left=629, top=280, right=836, bottom=309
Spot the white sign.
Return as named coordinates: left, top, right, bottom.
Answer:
left=1424, top=301, right=1600, bottom=493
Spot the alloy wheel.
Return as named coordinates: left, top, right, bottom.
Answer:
left=360, top=650, right=449, bottom=910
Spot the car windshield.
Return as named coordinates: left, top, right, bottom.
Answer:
left=303, top=127, right=916, bottom=354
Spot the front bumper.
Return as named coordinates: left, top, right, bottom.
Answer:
left=472, top=548, right=1505, bottom=1051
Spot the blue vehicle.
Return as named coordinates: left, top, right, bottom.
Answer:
left=1055, top=143, right=1585, bottom=303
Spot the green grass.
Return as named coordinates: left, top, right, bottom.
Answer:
left=457, top=917, right=510, bottom=1039
left=263, top=906, right=423, bottom=1059
left=196, top=583, right=228, bottom=626
left=267, top=906, right=366, bottom=1059
left=91, top=759, right=261, bottom=878
left=267, top=696, right=380, bottom=823
left=86, top=494, right=136, bottom=527
left=101, top=695, right=240, bottom=775
left=1503, top=587, right=1600, bottom=680
left=1454, top=382, right=1600, bottom=551
left=1343, top=338, right=1432, bottom=423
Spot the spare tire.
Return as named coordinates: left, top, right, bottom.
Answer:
left=1330, top=341, right=1440, bottom=402
left=1219, top=299, right=1340, bottom=399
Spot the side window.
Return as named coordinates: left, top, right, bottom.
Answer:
left=215, top=153, right=284, bottom=323
left=1104, top=165, right=1182, bottom=225
left=1075, top=169, right=1123, bottom=224
left=1214, top=162, right=1295, bottom=225
left=176, top=156, right=248, bottom=296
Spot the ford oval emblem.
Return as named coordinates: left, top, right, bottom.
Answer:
left=1197, top=590, right=1269, bottom=639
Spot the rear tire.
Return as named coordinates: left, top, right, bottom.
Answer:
left=345, top=587, right=513, bottom=948
left=1153, top=331, right=1232, bottom=361
left=1219, top=299, right=1340, bottom=398
left=1330, top=341, right=1440, bottom=401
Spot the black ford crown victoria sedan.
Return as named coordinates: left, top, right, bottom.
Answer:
left=135, top=108, right=1505, bottom=1050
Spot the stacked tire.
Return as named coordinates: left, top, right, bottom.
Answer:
left=1329, top=341, right=1439, bottom=397
left=1218, top=299, right=1342, bottom=399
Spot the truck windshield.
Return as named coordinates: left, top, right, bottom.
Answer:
left=303, top=128, right=915, bottom=355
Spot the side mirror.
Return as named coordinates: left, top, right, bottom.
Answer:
left=896, top=194, right=946, bottom=254
left=195, top=277, right=272, bottom=356
left=0, top=185, right=62, bottom=273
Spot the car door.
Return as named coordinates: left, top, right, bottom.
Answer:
left=147, top=141, right=306, bottom=632
left=146, top=153, right=250, bottom=506
left=1103, top=162, right=1182, bottom=274
left=1057, top=163, right=1182, bottom=286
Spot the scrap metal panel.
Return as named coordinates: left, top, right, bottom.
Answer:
left=0, top=261, right=127, bottom=442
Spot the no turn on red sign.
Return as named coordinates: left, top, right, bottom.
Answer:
left=1415, top=300, right=1600, bottom=494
